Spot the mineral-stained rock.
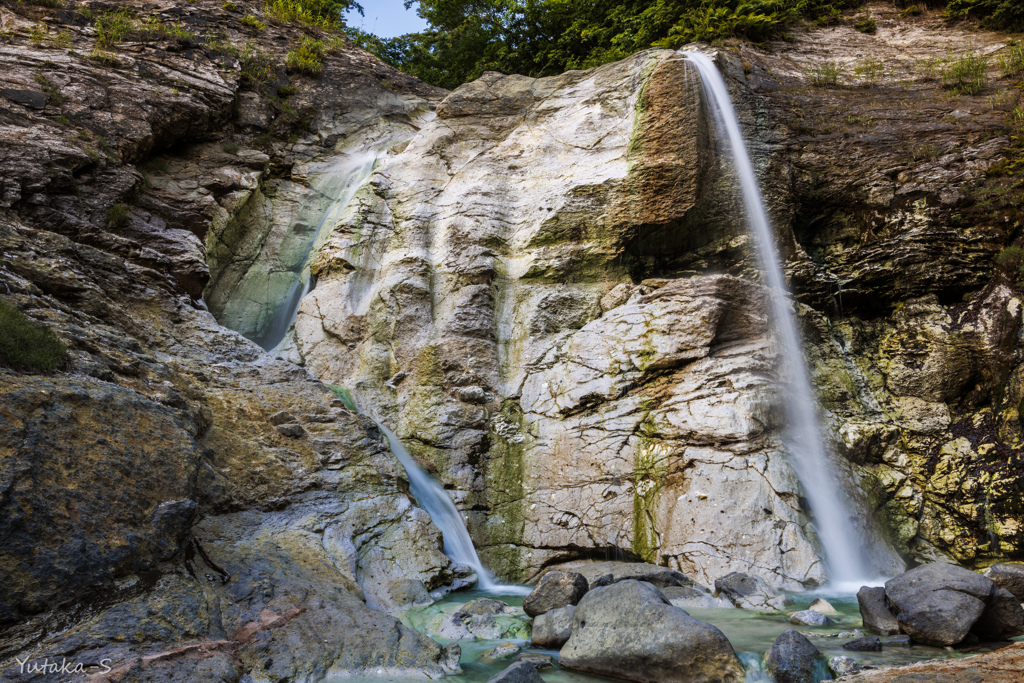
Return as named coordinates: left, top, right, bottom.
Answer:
left=560, top=580, right=743, bottom=683
left=857, top=586, right=900, bottom=636
left=715, top=573, right=793, bottom=611
left=523, top=571, right=589, bottom=617
left=843, top=643, right=1024, bottom=682
left=885, top=563, right=995, bottom=646
left=531, top=605, right=575, bottom=648
left=766, top=630, right=820, bottom=683
left=984, top=564, right=1024, bottom=602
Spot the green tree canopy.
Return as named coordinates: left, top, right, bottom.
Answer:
left=347, top=0, right=1024, bottom=89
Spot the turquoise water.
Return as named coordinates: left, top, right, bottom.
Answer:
left=328, top=588, right=1013, bottom=683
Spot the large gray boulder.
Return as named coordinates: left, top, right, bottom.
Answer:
left=766, top=630, right=820, bottom=683
left=973, top=587, right=1024, bottom=641
left=714, top=572, right=792, bottom=611
left=885, top=563, right=994, bottom=646
left=984, top=563, right=1024, bottom=602
left=559, top=580, right=744, bottom=683
left=532, top=605, right=575, bottom=648
left=487, top=661, right=544, bottom=683
left=523, top=570, right=589, bottom=617
left=857, top=586, right=899, bottom=635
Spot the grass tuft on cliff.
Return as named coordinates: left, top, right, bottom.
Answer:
left=0, top=300, right=68, bottom=373
left=287, top=37, right=326, bottom=75
left=264, top=0, right=361, bottom=30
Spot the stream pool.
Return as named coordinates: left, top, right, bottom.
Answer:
left=326, top=586, right=1018, bottom=682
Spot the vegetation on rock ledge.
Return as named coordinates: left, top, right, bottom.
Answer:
left=0, top=300, right=68, bottom=373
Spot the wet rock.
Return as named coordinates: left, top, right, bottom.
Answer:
left=553, top=561, right=699, bottom=589
left=984, top=563, right=1024, bottom=602
left=715, top=572, right=793, bottom=611
left=662, top=585, right=735, bottom=609
left=842, top=636, right=882, bottom=651
left=828, top=656, right=862, bottom=677
left=766, top=629, right=820, bottom=683
left=523, top=571, right=589, bottom=617
left=276, top=423, right=304, bottom=437
left=857, top=586, right=900, bottom=635
left=809, top=598, right=837, bottom=614
left=481, top=642, right=521, bottom=662
left=972, top=587, right=1024, bottom=641
left=513, top=652, right=554, bottom=669
left=882, top=635, right=912, bottom=647
left=560, top=580, right=743, bottom=683
left=531, top=605, right=575, bottom=648
left=790, top=610, right=831, bottom=626
left=885, top=563, right=994, bottom=646
left=443, top=643, right=462, bottom=672
left=487, top=660, right=544, bottom=683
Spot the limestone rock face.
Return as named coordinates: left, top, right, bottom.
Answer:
left=559, top=580, right=744, bottom=683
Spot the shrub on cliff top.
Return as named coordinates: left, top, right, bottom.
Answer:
left=264, top=0, right=362, bottom=30
left=0, top=300, right=68, bottom=373
left=286, top=37, right=325, bottom=75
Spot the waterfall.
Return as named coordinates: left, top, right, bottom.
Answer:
left=369, top=417, right=529, bottom=595
left=683, top=51, right=871, bottom=585
left=258, top=151, right=379, bottom=351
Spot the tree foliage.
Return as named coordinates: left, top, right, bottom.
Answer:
left=348, top=0, right=1024, bottom=89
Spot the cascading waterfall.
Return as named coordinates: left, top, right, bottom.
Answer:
left=683, top=51, right=871, bottom=586
left=257, top=151, right=379, bottom=351
left=369, top=416, right=528, bottom=596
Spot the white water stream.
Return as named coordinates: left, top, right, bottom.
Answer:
left=370, top=417, right=528, bottom=596
left=683, top=52, right=871, bottom=586
left=260, top=152, right=379, bottom=351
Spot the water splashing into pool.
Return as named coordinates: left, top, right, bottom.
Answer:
left=682, top=51, right=872, bottom=586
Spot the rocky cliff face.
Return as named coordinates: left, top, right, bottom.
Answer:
left=0, top=0, right=455, bottom=679
left=1, top=0, right=1023, bottom=678
left=285, top=4, right=1024, bottom=587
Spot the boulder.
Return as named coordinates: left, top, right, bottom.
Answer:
left=766, top=630, right=820, bottom=683
left=486, top=661, right=544, bottom=683
left=809, top=598, right=837, bottom=614
left=714, top=572, right=792, bottom=611
left=531, top=605, right=575, bottom=648
left=662, top=585, right=735, bottom=609
left=523, top=571, right=589, bottom=617
left=828, top=656, right=861, bottom=677
left=790, top=610, right=831, bottom=626
left=560, top=580, right=744, bottom=683
left=548, top=561, right=698, bottom=589
left=857, top=586, right=899, bottom=635
left=882, top=635, right=911, bottom=647
left=972, top=587, right=1024, bottom=641
left=481, top=642, right=521, bottom=662
left=513, top=652, right=554, bottom=670
left=885, top=563, right=994, bottom=646
left=984, top=563, right=1024, bottom=602
left=842, top=636, right=882, bottom=651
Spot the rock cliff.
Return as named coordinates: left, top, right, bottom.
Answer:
left=1, top=0, right=1023, bottom=679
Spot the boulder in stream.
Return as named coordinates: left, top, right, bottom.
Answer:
left=972, top=587, right=1024, bottom=641
left=884, top=563, right=994, bottom=646
left=523, top=570, right=589, bottom=617
left=487, top=660, right=544, bottom=683
left=714, top=572, right=792, bottom=611
left=766, top=629, right=820, bottom=683
left=559, top=580, right=744, bottom=683
left=827, top=656, right=862, bottom=677
left=857, top=586, right=899, bottom=635
left=984, top=563, right=1024, bottom=602
left=790, top=609, right=831, bottom=626
left=531, top=604, right=575, bottom=648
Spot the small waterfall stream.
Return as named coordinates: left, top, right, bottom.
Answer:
left=369, top=416, right=528, bottom=596
left=683, top=51, right=871, bottom=586
left=258, top=151, right=379, bottom=351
